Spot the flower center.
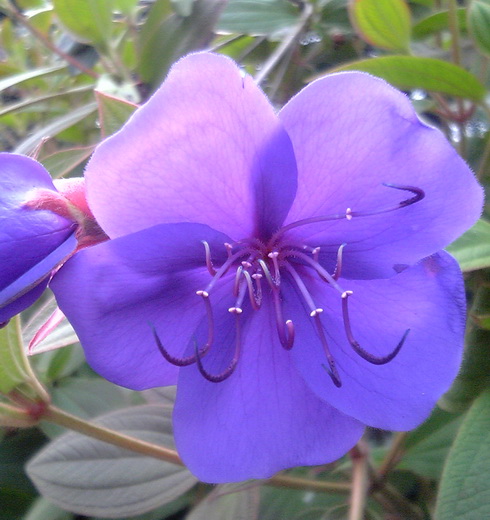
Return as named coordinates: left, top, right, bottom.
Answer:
left=153, top=183, right=423, bottom=386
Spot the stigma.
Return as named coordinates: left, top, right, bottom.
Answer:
left=153, top=184, right=423, bottom=385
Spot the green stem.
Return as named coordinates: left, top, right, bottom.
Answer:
left=477, top=131, right=490, bottom=181
left=42, top=404, right=351, bottom=494
left=43, top=404, right=183, bottom=465
left=376, top=432, right=407, bottom=487
left=267, top=474, right=351, bottom=494
left=349, top=443, right=369, bottom=520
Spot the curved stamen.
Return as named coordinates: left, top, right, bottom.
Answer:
left=341, top=291, right=409, bottom=365
left=259, top=259, right=294, bottom=349
left=332, top=243, right=346, bottom=281
left=242, top=270, right=262, bottom=310
left=272, top=183, right=425, bottom=241
left=285, top=263, right=342, bottom=386
left=204, top=248, right=252, bottom=293
left=151, top=325, right=210, bottom=366
left=284, top=250, right=344, bottom=294
left=268, top=251, right=281, bottom=285
left=311, top=310, right=342, bottom=388
left=202, top=240, right=216, bottom=276
left=195, top=308, right=241, bottom=383
left=151, top=289, right=215, bottom=367
left=348, top=184, right=425, bottom=218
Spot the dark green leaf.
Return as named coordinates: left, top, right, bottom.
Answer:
left=401, top=408, right=463, bottom=479
left=468, top=0, right=490, bottom=56
left=332, top=56, right=486, bottom=101
left=349, top=0, right=411, bottom=52
left=447, top=219, right=490, bottom=272
left=217, top=0, right=300, bottom=36
left=435, top=389, right=490, bottom=519
left=27, top=405, right=197, bottom=517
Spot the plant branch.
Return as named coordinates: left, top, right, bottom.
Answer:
left=43, top=404, right=183, bottom=465
left=42, top=404, right=351, bottom=494
left=254, top=2, right=313, bottom=85
left=5, top=3, right=99, bottom=79
left=349, top=443, right=369, bottom=520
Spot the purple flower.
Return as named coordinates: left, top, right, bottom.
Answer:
left=51, top=53, right=483, bottom=482
left=0, top=154, right=78, bottom=325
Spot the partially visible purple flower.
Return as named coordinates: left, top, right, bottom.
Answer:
left=51, top=53, right=483, bottom=482
left=0, top=153, right=105, bottom=325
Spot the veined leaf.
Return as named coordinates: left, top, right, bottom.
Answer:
left=436, top=389, right=490, bottom=519
left=447, top=219, right=490, bottom=271
left=217, top=0, right=300, bottom=36
left=468, top=0, right=490, bottom=57
left=53, top=0, right=113, bottom=46
left=27, top=405, right=197, bottom=518
left=349, top=0, right=411, bottom=52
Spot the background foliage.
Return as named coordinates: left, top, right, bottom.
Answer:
left=1, top=0, right=490, bottom=519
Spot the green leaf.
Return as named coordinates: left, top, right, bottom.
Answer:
left=412, top=8, right=467, bottom=40
left=468, top=0, right=490, bottom=56
left=217, top=0, right=300, bottom=36
left=0, top=85, right=94, bottom=119
left=43, top=378, right=130, bottom=438
left=435, top=389, right=490, bottom=520
left=138, top=0, right=227, bottom=88
left=447, top=219, right=490, bottom=272
left=13, top=102, right=98, bottom=155
left=95, top=90, right=138, bottom=138
left=24, top=497, right=73, bottom=520
left=349, top=0, right=411, bottom=52
left=186, top=484, right=260, bottom=519
left=332, top=56, right=486, bottom=101
left=26, top=405, right=197, bottom=517
left=0, top=428, right=45, bottom=495
left=171, top=0, right=195, bottom=16
left=0, top=64, right=66, bottom=93
left=401, top=408, right=464, bottom=479
left=53, top=0, right=113, bottom=46
left=440, top=287, right=490, bottom=413
left=0, top=318, right=30, bottom=394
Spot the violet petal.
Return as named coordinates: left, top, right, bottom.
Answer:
left=279, top=72, right=483, bottom=278
left=173, top=296, right=364, bottom=483
left=285, top=251, right=465, bottom=430
left=86, top=53, right=296, bottom=241
left=51, top=222, right=233, bottom=389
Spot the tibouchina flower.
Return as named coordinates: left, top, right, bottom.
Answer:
left=51, top=53, right=483, bottom=482
left=0, top=154, right=106, bottom=325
